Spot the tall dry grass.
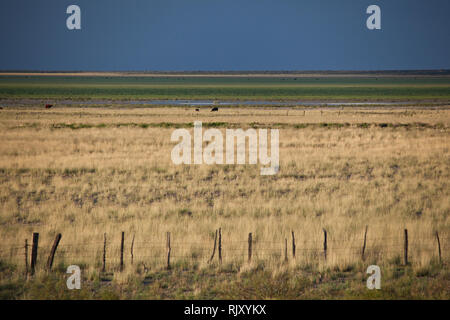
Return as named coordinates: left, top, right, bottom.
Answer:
left=0, top=106, right=448, bottom=275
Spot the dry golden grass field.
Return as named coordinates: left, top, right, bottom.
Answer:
left=0, top=104, right=449, bottom=299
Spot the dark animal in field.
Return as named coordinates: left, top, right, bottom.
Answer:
left=195, top=108, right=200, bottom=111
left=45, top=104, right=53, bottom=109
left=0, top=107, right=3, bottom=110
left=211, top=107, right=219, bottom=112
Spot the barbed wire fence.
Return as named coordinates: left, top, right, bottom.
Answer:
left=0, top=227, right=447, bottom=276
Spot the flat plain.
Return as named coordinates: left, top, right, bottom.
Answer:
left=1, top=74, right=450, bottom=101
left=0, top=74, right=449, bottom=299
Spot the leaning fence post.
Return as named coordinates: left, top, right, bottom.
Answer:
left=248, top=233, right=252, bottom=263
left=362, top=225, right=368, bottom=260
left=46, top=233, right=62, bottom=271
left=102, top=233, right=106, bottom=273
left=291, top=231, right=296, bottom=258
left=24, top=239, right=29, bottom=277
left=323, top=229, right=327, bottom=261
left=166, top=232, right=171, bottom=270
left=131, top=234, right=135, bottom=265
left=435, top=231, right=442, bottom=264
left=120, top=231, right=124, bottom=272
left=218, top=228, right=222, bottom=264
left=209, top=229, right=218, bottom=263
left=30, top=232, right=39, bottom=275
left=403, top=229, right=408, bottom=266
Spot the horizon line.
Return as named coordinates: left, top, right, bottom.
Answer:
left=1, top=69, right=450, bottom=77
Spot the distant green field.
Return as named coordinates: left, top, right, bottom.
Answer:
left=0, top=75, right=450, bottom=101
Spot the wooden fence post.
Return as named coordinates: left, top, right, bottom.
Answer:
left=120, top=231, right=124, bottom=272
left=403, top=229, right=408, bottom=266
left=248, top=233, right=252, bottom=263
left=435, top=231, right=442, bottom=264
left=362, top=225, right=368, bottom=260
left=131, top=234, right=135, bottom=265
left=166, top=232, right=171, bottom=270
left=291, top=231, right=296, bottom=258
left=284, top=238, right=288, bottom=262
left=209, top=229, right=218, bottom=263
left=218, top=228, right=222, bottom=264
left=102, top=233, right=106, bottom=273
left=24, top=239, right=29, bottom=277
left=30, top=232, right=39, bottom=275
left=46, top=233, right=62, bottom=271
left=323, top=229, right=327, bottom=261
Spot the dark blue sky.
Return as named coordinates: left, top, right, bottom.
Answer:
left=0, top=0, right=449, bottom=71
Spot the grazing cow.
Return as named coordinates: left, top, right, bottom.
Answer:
left=45, top=104, right=53, bottom=109
left=211, top=107, right=219, bottom=112
left=195, top=108, right=200, bottom=112
left=0, top=107, right=3, bottom=110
